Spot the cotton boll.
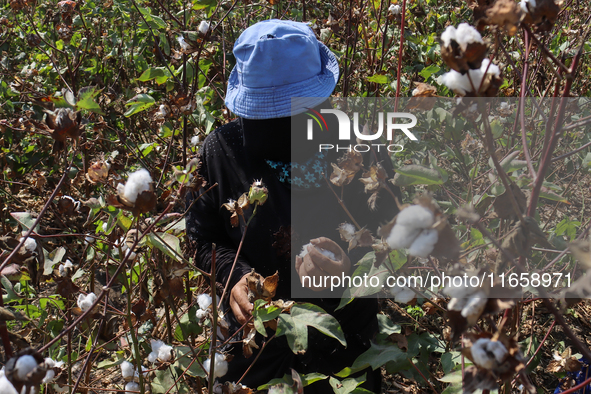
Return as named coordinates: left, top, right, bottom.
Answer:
left=339, top=223, right=356, bottom=240
left=190, top=135, right=201, bottom=146
left=394, top=287, right=416, bottom=304
left=204, top=354, right=228, bottom=378
left=15, top=355, right=38, bottom=380
left=438, top=70, right=474, bottom=96
left=487, top=340, right=508, bottom=363
left=197, top=294, right=213, bottom=310
left=471, top=338, right=496, bottom=369
left=0, top=376, right=18, bottom=394
left=198, top=21, right=210, bottom=35
left=396, top=205, right=435, bottom=229
left=455, top=23, right=483, bottom=52
left=443, top=277, right=475, bottom=299
left=196, top=309, right=208, bottom=320
left=408, top=229, right=438, bottom=257
left=177, top=35, right=190, bottom=51
left=102, top=223, right=108, bottom=232
left=45, top=358, right=64, bottom=369
left=149, top=339, right=172, bottom=363
left=461, top=291, right=487, bottom=319
left=439, top=59, right=500, bottom=95
left=387, top=224, right=421, bottom=250
left=125, top=382, right=140, bottom=392
left=77, top=292, right=97, bottom=312
left=122, top=168, right=152, bottom=204
left=42, top=369, right=56, bottom=384
left=19, top=237, right=37, bottom=252
left=440, top=25, right=457, bottom=48
left=390, top=284, right=403, bottom=296
left=447, top=297, right=467, bottom=312
left=121, top=361, right=137, bottom=379
left=388, top=4, right=401, bottom=14
left=298, top=242, right=312, bottom=258
left=84, top=235, right=95, bottom=244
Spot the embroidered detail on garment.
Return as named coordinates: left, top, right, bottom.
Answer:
left=266, top=152, right=327, bottom=188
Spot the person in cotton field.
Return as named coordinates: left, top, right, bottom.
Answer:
left=186, top=19, right=400, bottom=392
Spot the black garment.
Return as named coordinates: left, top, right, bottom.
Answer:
left=186, top=116, right=400, bottom=392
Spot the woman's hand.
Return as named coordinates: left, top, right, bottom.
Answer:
left=230, top=275, right=253, bottom=325
left=295, top=237, right=351, bottom=291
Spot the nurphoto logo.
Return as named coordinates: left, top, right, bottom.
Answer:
left=306, top=108, right=418, bottom=153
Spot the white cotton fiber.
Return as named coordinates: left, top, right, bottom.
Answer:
left=120, top=361, right=137, bottom=379
left=19, top=237, right=37, bottom=252
left=15, top=355, right=38, bottom=380
left=121, top=169, right=152, bottom=204
left=460, top=291, right=487, bottom=319
left=439, top=59, right=500, bottom=95
left=386, top=224, right=421, bottom=250
left=339, top=223, right=356, bottom=239
left=408, top=229, right=439, bottom=258
left=441, top=24, right=483, bottom=52
left=77, top=293, right=97, bottom=312
left=199, top=21, right=210, bottom=35
left=125, top=382, right=140, bottom=392
left=177, top=35, right=190, bottom=51
left=0, top=376, right=18, bottom=394
left=197, top=294, right=213, bottom=310
left=396, top=205, right=435, bottom=229
left=204, top=353, right=228, bottom=378
left=148, top=339, right=173, bottom=363
left=471, top=338, right=496, bottom=369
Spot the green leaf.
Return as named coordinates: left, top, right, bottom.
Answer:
left=301, top=373, right=328, bottom=387
left=96, top=352, right=125, bottom=369
left=329, top=374, right=366, bottom=394
left=337, top=252, right=390, bottom=310
left=1, top=276, right=21, bottom=303
left=277, top=303, right=346, bottom=354
left=277, top=314, right=308, bottom=353
left=147, top=232, right=182, bottom=260
left=76, top=86, right=104, bottom=114
left=124, top=94, right=156, bottom=117
left=174, top=346, right=205, bottom=377
left=366, top=74, right=389, bottom=84
left=138, top=67, right=170, bottom=85
left=43, top=246, right=66, bottom=275
left=252, top=299, right=282, bottom=336
left=336, top=342, right=406, bottom=377
left=418, top=65, right=440, bottom=80
left=392, top=164, right=447, bottom=186
left=10, top=212, right=40, bottom=232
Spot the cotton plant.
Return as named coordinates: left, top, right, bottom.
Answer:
left=203, top=353, right=228, bottom=379
left=111, top=168, right=156, bottom=215
left=147, top=339, right=173, bottom=363
left=198, top=20, right=210, bottom=35
left=441, top=23, right=483, bottom=52
left=438, top=21, right=503, bottom=96
left=58, top=259, right=73, bottom=277
left=388, top=4, right=401, bottom=15
left=19, top=234, right=37, bottom=253
left=438, top=59, right=501, bottom=96
left=386, top=205, right=438, bottom=258
left=121, top=360, right=147, bottom=382
left=196, top=293, right=214, bottom=320
left=77, top=292, right=97, bottom=312
left=42, top=358, right=64, bottom=384
left=116, top=168, right=153, bottom=204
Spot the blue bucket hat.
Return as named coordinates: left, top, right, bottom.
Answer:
left=225, top=19, right=339, bottom=119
